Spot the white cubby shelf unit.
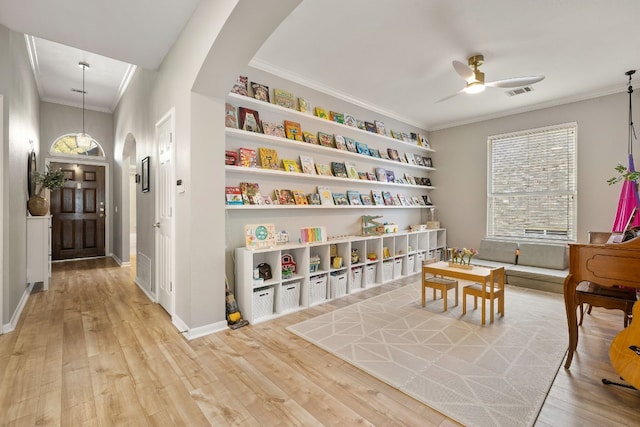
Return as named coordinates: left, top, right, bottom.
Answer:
left=235, top=229, right=446, bottom=324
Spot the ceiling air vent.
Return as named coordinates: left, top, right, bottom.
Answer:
left=506, top=86, right=534, bottom=97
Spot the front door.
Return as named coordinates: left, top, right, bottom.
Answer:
left=50, top=162, right=106, bottom=260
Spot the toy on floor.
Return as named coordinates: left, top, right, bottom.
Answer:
left=225, top=277, right=249, bottom=329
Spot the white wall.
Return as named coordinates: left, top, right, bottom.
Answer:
left=431, top=91, right=637, bottom=249
left=113, top=0, right=302, bottom=334
left=1, top=28, right=40, bottom=329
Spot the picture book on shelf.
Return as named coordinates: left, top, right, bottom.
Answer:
left=225, top=187, right=243, bottom=205
left=334, top=135, right=347, bottom=151
left=262, top=194, right=273, bottom=205
left=330, top=111, right=344, bottom=124
left=412, top=196, right=423, bottom=206
left=390, top=130, right=403, bottom=140
left=379, top=149, right=390, bottom=160
left=284, top=120, right=304, bottom=141
left=365, top=121, right=377, bottom=133
left=261, top=121, right=286, bottom=138
left=238, top=107, right=261, bottom=132
left=282, top=159, right=300, bottom=173
left=292, top=190, right=308, bottom=205
left=366, top=172, right=378, bottom=181
left=368, top=148, right=381, bottom=158
left=230, top=75, right=248, bottom=96
left=385, top=170, right=396, bottom=183
left=239, top=182, right=261, bottom=205
left=410, top=133, right=419, bottom=144
left=371, top=190, right=384, bottom=205
left=387, top=148, right=400, bottom=161
left=332, top=192, right=349, bottom=206
left=401, top=132, right=412, bottom=143
left=360, top=194, right=373, bottom=205
left=303, top=132, right=319, bottom=145
left=423, top=194, right=433, bottom=205
left=250, top=82, right=270, bottom=102
left=315, top=107, right=329, bottom=119
left=358, top=171, right=368, bottom=180
left=418, top=133, right=430, bottom=148
left=344, top=137, right=357, bottom=152
left=414, top=155, right=425, bottom=166
left=382, top=191, right=394, bottom=206
left=331, top=161, right=348, bottom=178
left=318, top=132, right=334, bottom=148
left=315, top=163, right=333, bottom=176
left=299, top=155, right=316, bottom=174
left=307, top=193, right=321, bottom=205
left=273, top=88, right=297, bottom=109
left=225, top=103, right=237, bottom=128
left=239, top=148, right=257, bottom=168
left=344, top=161, right=359, bottom=180
left=424, top=177, right=432, bottom=186
left=298, top=97, right=311, bottom=114
left=355, top=141, right=370, bottom=156
left=356, top=119, right=366, bottom=130
left=423, top=157, right=433, bottom=167
left=225, top=150, right=238, bottom=166
left=392, top=194, right=402, bottom=206
left=274, top=189, right=295, bottom=205
left=317, top=186, right=334, bottom=205
left=397, top=193, right=409, bottom=206
left=344, top=114, right=357, bottom=127
left=347, top=191, right=362, bottom=205
left=374, top=120, right=386, bottom=135
left=404, top=173, right=416, bottom=185
left=258, top=147, right=279, bottom=170
left=405, top=152, right=416, bottom=164
left=375, top=167, right=388, bottom=182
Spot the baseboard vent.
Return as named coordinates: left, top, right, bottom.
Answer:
left=137, top=252, right=152, bottom=293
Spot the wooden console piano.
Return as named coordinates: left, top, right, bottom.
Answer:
left=564, top=235, right=640, bottom=369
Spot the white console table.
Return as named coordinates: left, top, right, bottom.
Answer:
left=26, top=216, right=52, bottom=290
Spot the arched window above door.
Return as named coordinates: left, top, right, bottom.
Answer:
left=50, top=134, right=105, bottom=157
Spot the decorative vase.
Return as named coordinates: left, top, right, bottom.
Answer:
left=27, top=195, right=49, bottom=216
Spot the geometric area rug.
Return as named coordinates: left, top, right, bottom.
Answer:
left=287, top=280, right=568, bottom=427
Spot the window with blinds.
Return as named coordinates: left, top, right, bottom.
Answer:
left=487, top=122, right=577, bottom=242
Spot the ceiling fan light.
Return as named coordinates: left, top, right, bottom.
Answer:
left=465, top=82, right=485, bottom=94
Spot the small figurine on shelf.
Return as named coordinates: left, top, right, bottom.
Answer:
left=351, top=248, right=360, bottom=264
left=276, top=230, right=289, bottom=244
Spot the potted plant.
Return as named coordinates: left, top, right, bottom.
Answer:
left=27, top=166, right=65, bottom=216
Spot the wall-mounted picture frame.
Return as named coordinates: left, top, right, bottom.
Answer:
left=141, top=156, right=150, bottom=193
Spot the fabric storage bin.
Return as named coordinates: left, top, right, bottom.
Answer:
left=365, top=264, right=377, bottom=285
left=350, top=266, right=363, bottom=288
left=309, top=274, right=328, bottom=304
left=383, top=260, right=394, bottom=282
left=393, top=258, right=403, bottom=278
left=280, top=281, right=300, bottom=312
left=252, top=286, right=274, bottom=320
left=415, top=252, right=425, bottom=273
left=330, top=271, right=347, bottom=298
left=406, top=254, right=415, bottom=273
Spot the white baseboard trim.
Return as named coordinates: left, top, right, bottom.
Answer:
left=3, top=282, right=34, bottom=333
left=111, top=253, right=131, bottom=267
left=134, top=279, right=156, bottom=302
left=172, top=315, right=228, bottom=340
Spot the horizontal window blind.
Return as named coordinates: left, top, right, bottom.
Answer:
left=487, top=123, right=577, bottom=242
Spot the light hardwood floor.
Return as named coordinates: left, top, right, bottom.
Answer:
left=0, top=258, right=638, bottom=426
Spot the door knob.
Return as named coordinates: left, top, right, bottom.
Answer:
left=153, top=222, right=161, bottom=228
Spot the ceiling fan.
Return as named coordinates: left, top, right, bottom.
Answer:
left=437, top=54, right=545, bottom=102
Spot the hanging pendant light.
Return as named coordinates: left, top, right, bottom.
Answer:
left=76, top=61, right=91, bottom=151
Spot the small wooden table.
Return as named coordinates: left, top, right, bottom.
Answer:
left=422, top=261, right=505, bottom=325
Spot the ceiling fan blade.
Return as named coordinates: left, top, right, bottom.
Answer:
left=436, top=88, right=466, bottom=103
left=485, top=75, right=545, bottom=88
left=452, top=60, right=475, bottom=82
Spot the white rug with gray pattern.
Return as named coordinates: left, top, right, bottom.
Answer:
left=287, top=281, right=567, bottom=427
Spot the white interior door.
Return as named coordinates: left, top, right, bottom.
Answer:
left=156, top=110, right=175, bottom=315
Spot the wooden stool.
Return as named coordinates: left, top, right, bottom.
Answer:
left=422, top=276, right=458, bottom=311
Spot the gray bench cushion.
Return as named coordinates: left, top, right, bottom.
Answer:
left=518, top=242, right=568, bottom=270
left=476, top=239, right=518, bottom=264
